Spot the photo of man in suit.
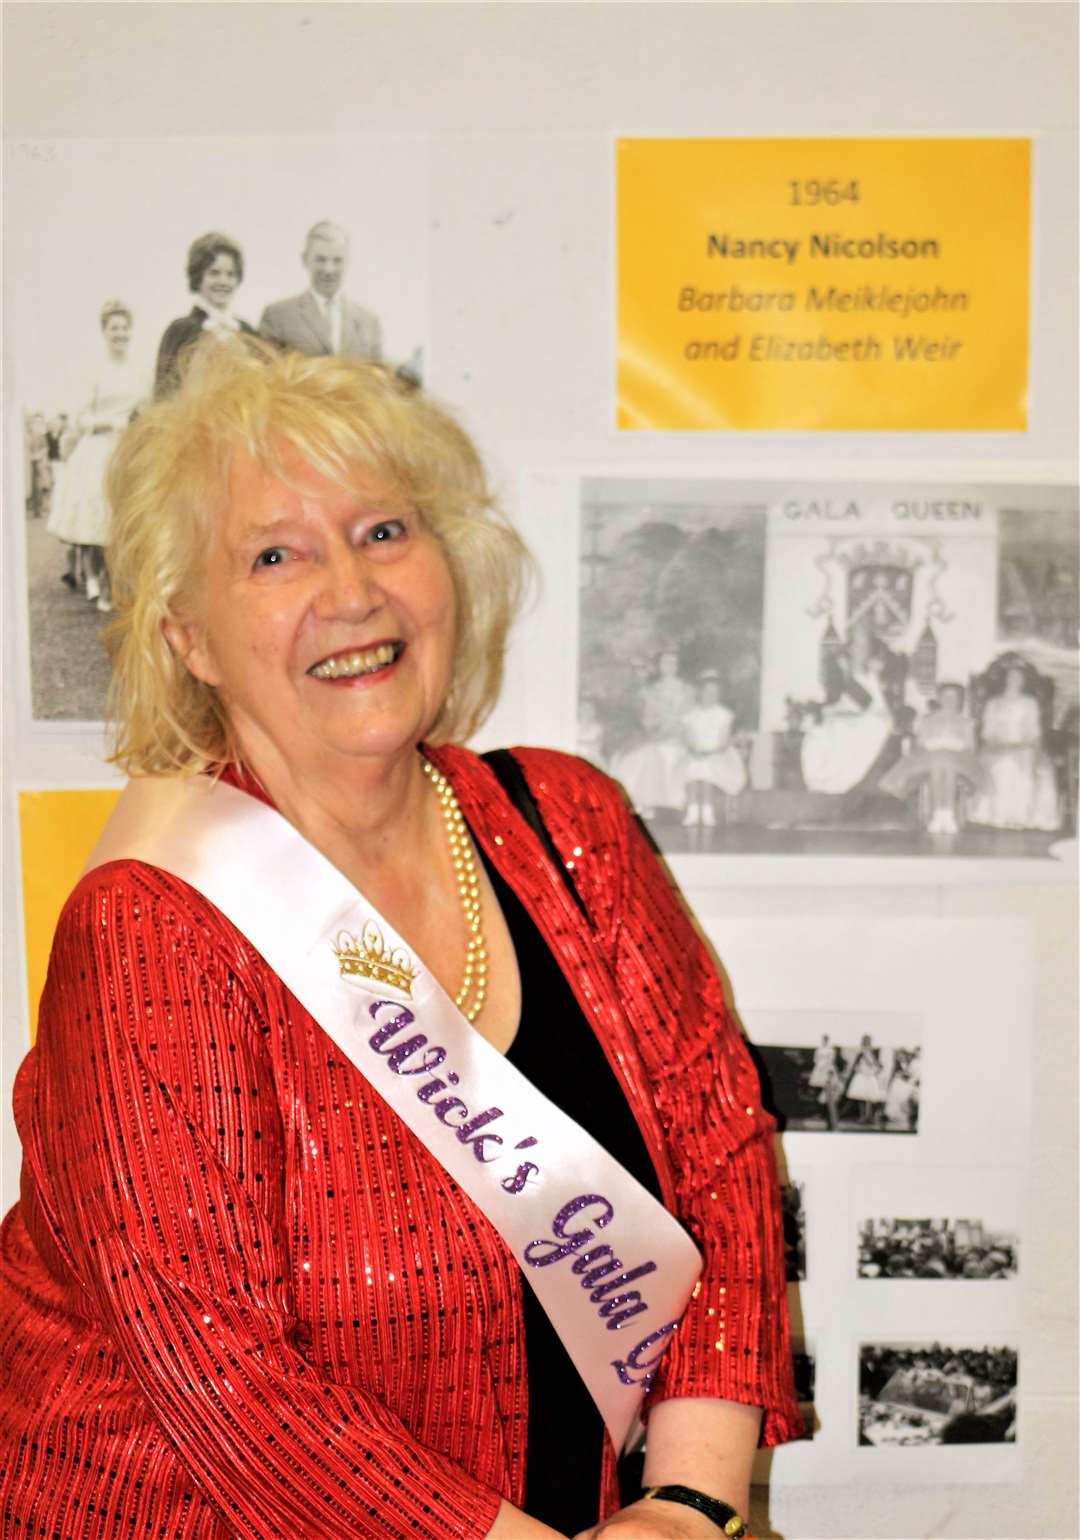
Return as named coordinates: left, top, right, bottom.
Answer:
left=259, top=220, right=382, bottom=361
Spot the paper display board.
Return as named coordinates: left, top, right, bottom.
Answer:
left=708, top=915, right=1032, bottom=1489
left=616, top=137, right=1030, bottom=431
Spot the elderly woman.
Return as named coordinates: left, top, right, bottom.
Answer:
left=0, top=343, right=800, bottom=1540
left=155, top=230, right=257, bottom=396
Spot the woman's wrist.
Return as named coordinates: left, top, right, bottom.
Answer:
left=641, top=1486, right=750, bottom=1536
left=580, top=1493, right=737, bottom=1540
left=639, top=1395, right=760, bottom=1520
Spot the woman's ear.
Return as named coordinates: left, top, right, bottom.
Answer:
left=163, top=616, right=221, bottom=688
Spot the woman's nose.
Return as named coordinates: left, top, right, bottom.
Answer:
left=314, top=549, right=380, bottom=620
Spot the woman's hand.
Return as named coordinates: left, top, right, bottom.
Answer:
left=574, top=1496, right=722, bottom=1539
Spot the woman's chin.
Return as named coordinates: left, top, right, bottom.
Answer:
left=300, top=711, right=434, bottom=769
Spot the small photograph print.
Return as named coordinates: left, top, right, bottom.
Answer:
left=576, top=476, right=1078, bottom=861
left=746, top=1010, right=921, bottom=1135
left=858, top=1216, right=1019, bottom=1280
left=858, top=1341, right=1017, bottom=1447
left=781, top=1180, right=807, bottom=1281
left=8, top=136, right=430, bottom=724
left=793, top=1340, right=817, bottom=1442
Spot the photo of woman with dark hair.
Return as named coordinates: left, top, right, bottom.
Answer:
left=154, top=231, right=257, bottom=396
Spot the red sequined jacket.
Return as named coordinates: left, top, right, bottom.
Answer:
left=0, top=747, right=800, bottom=1539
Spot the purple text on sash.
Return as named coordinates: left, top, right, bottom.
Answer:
left=367, top=1000, right=541, bottom=1190
left=524, top=1194, right=659, bottom=1331
left=366, top=1003, right=682, bottom=1394
left=610, top=1320, right=679, bottom=1391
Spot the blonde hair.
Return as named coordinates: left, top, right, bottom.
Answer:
left=105, top=339, right=530, bottom=775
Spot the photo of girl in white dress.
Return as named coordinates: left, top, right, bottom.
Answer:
left=611, top=650, right=694, bottom=819
left=845, top=1034, right=888, bottom=1127
left=681, top=672, right=747, bottom=827
left=969, top=665, right=1060, bottom=831
left=46, top=300, right=147, bottom=613
left=746, top=1012, right=921, bottom=1135
left=880, top=683, right=989, bottom=834
left=800, top=626, right=897, bottom=797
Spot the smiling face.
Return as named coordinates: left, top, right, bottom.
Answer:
left=304, top=233, right=349, bottom=300
left=198, top=252, right=240, bottom=312
left=167, top=454, right=457, bottom=782
left=102, top=311, right=132, bottom=358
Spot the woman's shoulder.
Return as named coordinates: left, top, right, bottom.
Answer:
left=158, top=310, right=204, bottom=347
left=58, top=857, right=262, bottom=976
left=445, top=742, right=624, bottom=811
left=66, top=853, right=202, bottom=904
left=439, top=744, right=635, bottom=891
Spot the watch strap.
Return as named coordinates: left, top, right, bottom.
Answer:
left=642, top=1484, right=750, bottom=1537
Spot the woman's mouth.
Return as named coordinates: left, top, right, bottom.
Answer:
left=307, top=642, right=404, bottom=680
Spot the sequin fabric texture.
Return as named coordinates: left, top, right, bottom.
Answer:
left=0, top=748, right=801, bottom=1538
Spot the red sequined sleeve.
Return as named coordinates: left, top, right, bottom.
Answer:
left=612, top=810, right=801, bottom=1443
left=528, top=754, right=803, bottom=1447
left=26, top=867, right=503, bottom=1540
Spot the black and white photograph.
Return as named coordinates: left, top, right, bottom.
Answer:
left=857, top=1217, right=1019, bottom=1281
left=573, top=476, right=1078, bottom=861
left=792, top=1340, right=817, bottom=1442
left=7, top=135, right=430, bottom=725
left=743, top=1010, right=922, bottom=1134
left=858, top=1341, right=1018, bottom=1448
left=781, top=1179, right=807, bottom=1282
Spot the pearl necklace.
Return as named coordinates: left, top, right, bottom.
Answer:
left=422, top=757, right=487, bottom=1023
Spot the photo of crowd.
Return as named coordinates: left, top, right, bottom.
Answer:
left=858, top=1341, right=1018, bottom=1447
left=575, top=477, right=1078, bottom=861
left=754, top=1031, right=921, bottom=1134
left=857, top=1217, right=1018, bottom=1280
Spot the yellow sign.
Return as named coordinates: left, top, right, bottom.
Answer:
left=18, top=788, right=121, bottom=1042
left=616, top=138, right=1030, bottom=431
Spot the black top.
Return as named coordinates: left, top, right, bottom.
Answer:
left=154, top=307, right=259, bottom=397
left=482, top=854, right=662, bottom=1533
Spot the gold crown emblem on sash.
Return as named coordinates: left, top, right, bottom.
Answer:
left=333, top=922, right=419, bottom=997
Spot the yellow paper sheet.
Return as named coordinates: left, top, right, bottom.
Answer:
left=18, top=789, right=122, bottom=1042
left=616, top=137, right=1030, bottom=431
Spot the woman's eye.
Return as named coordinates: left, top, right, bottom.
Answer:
left=367, top=518, right=407, bottom=545
left=253, top=546, right=290, bottom=569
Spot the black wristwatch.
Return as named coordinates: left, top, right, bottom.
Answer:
left=642, top=1484, right=751, bottom=1537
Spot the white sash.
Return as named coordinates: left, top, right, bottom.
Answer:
left=85, top=775, right=703, bottom=1451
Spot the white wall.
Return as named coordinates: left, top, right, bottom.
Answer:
left=3, top=6, right=1077, bottom=1538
